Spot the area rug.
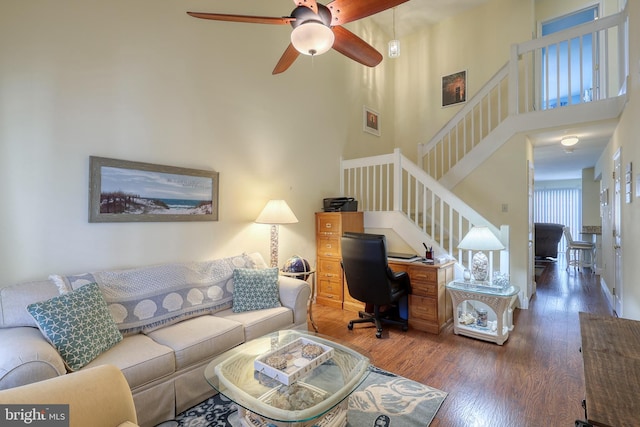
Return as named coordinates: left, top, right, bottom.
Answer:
left=165, top=366, right=447, bottom=427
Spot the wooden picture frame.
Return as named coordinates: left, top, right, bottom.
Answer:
left=442, top=70, right=467, bottom=107
left=89, top=156, right=219, bottom=223
left=363, top=106, right=380, bottom=136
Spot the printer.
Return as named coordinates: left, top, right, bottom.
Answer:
left=322, top=197, right=358, bottom=212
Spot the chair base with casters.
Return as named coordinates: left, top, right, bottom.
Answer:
left=348, top=300, right=409, bottom=339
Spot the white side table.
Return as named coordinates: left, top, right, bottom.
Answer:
left=446, top=281, right=519, bottom=345
left=280, top=269, right=318, bottom=332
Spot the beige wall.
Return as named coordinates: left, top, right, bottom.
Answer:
left=596, top=0, right=640, bottom=319
left=582, top=167, right=601, bottom=227
left=0, top=0, right=391, bottom=284
left=394, top=0, right=534, bottom=163
left=453, top=134, right=532, bottom=290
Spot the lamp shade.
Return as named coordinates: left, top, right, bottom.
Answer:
left=458, top=226, right=505, bottom=251
left=290, top=22, right=335, bottom=56
left=255, top=200, right=298, bottom=224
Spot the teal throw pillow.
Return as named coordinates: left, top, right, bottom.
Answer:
left=232, top=267, right=281, bottom=313
left=27, top=282, right=122, bottom=371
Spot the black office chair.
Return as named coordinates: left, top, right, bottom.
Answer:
left=341, top=232, right=411, bottom=338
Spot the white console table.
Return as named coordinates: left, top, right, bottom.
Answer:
left=446, top=281, right=519, bottom=345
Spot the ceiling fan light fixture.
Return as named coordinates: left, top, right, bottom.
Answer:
left=561, top=136, right=579, bottom=147
left=290, top=22, right=335, bottom=56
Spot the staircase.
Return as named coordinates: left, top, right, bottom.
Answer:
left=340, top=6, right=629, bottom=301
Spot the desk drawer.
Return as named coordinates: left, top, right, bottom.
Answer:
left=318, top=258, right=342, bottom=278
left=317, top=276, right=343, bottom=309
left=318, top=277, right=342, bottom=299
left=316, top=215, right=342, bottom=236
left=411, top=282, right=438, bottom=297
left=406, top=266, right=437, bottom=283
left=317, top=236, right=340, bottom=258
left=409, top=295, right=437, bottom=322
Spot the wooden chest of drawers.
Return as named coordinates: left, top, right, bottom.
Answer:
left=315, top=212, right=364, bottom=310
left=388, top=260, right=455, bottom=334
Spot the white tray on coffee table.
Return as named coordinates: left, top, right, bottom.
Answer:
left=254, top=337, right=334, bottom=386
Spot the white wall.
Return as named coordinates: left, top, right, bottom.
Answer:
left=0, top=0, right=394, bottom=284
left=582, top=167, right=601, bottom=227
left=596, top=0, right=640, bottom=319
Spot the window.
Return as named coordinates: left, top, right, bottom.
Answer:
left=540, top=6, right=599, bottom=109
left=534, top=186, right=582, bottom=255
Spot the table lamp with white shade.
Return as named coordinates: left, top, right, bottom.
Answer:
left=458, top=226, right=505, bottom=282
left=255, top=200, right=298, bottom=268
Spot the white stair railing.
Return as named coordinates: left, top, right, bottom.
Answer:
left=341, top=149, right=508, bottom=274
left=419, top=6, right=628, bottom=182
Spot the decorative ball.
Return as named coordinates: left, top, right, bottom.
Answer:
left=282, top=255, right=311, bottom=281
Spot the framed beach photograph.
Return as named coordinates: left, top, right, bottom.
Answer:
left=363, top=105, right=380, bottom=136
left=442, top=70, right=467, bottom=107
left=89, top=156, right=219, bottom=223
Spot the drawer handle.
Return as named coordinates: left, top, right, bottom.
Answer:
left=325, top=243, right=333, bottom=249
left=324, top=223, right=332, bottom=229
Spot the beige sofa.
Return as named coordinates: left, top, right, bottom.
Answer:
left=0, top=253, right=311, bottom=427
left=0, top=364, right=139, bottom=427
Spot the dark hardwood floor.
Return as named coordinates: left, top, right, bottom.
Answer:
left=308, top=262, right=614, bottom=426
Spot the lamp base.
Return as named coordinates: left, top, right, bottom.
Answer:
left=471, top=251, right=489, bottom=282
left=269, top=224, right=279, bottom=268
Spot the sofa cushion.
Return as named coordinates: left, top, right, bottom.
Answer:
left=146, top=315, right=244, bottom=370
left=232, top=267, right=281, bottom=313
left=50, top=254, right=256, bottom=335
left=26, top=283, right=123, bottom=371
left=216, top=306, right=294, bottom=342
left=84, top=334, right=175, bottom=389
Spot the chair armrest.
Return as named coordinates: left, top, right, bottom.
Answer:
left=0, top=364, right=138, bottom=427
left=0, top=327, right=66, bottom=389
left=277, top=276, right=311, bottom=327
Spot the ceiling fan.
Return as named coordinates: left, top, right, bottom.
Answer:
left=187, top=0, right=409, bottom=75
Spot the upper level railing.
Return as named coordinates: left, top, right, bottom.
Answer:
left=419, top=6, right=628, bottom=181
left=341, top=149, right=508, bottom=274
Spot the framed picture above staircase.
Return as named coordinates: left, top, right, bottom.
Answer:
left=442, top=70, right=467, bottom=107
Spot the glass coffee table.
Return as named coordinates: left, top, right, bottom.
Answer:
left=204, top=330, right=370, bottom=427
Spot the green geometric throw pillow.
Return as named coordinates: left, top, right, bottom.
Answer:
left=27, top=282, right=122, bottom=371
left=232, top=267, right=282, bottom=313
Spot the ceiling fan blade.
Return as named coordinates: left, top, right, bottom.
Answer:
left=332, top=26, right=382, bottom=67
left=326, top=0, right=409, bottom=26
left=273, top=44, right=301, bottom=75
left=187, top=12, right=294, bottom=25
left=292, top=0, right=319, bottom=13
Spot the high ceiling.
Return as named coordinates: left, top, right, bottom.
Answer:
left=369, top=0, right=489, bottom=37
left=369, top=0, right=615, bottom=182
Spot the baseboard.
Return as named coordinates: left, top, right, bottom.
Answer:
left=599, top=277, right=614, bottom=312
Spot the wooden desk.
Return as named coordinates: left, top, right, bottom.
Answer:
left=387, top=260, right=455, bottom=334
left=578, top=312, right=640, bottom=427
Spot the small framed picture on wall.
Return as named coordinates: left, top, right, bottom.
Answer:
left=363, top=106, right=380, bottom=136
left=442, top=70, right=467, bottom=107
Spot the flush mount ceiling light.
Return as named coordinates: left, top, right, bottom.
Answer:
left=561, top=136, right=579, bottom=147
